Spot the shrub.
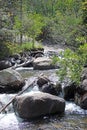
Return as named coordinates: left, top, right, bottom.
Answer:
left=52, top=43, right=87, bottom=85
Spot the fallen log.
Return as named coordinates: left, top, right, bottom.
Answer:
left=0, top=79, right=36, bottom=113
left=12, top=59, right=34, bottom=69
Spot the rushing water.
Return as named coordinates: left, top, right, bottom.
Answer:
left=0, top=68, right=87, bottom=130
left=0, top=45, right=87, bottom=130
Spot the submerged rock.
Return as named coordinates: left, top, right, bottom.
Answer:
left=0, top=69, right=24, bottom=93
left=13, top=91, right=65, bottom=119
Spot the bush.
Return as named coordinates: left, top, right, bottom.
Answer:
left=20, top=42, right=43, bottom=51
left=0, top=42, right=43, bottom=60
left=53, top=43, right=87, bottom=85
left=0, top=42, right=21, bottom=60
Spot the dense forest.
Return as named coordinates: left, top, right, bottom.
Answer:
left=0, top=0, right=87, bottom=83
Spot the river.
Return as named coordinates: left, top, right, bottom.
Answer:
left=0, top=44, right=87, bottom=130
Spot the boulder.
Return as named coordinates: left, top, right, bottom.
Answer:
left=0, top=60, right=12, bottom=70
left=81, top=67, right=87, bottom=81
left=12, top=53, right=21, bottom=60
left=41, top=83, right=58, bottom=96
left=80, top=93, right=87, bottom=109
left=75, top=92, right=87, bottom=110
left=74, top=77, right=87, bottom=107
left=74, top=92, right=81, bottom=106
left=13, top=91, right=65, bottom=119
left=30, top=50, right=44, bottom=58
left=55, top=82, right=62, bottom=94
left=63, top=82, right=76, bottom=101
left=37, top=75, right=50, bottom=87
left=0, top=69, right=24, bottom=93
left=33, top=57, right=59, bottom=70
left=75, top=89, right=87, bottom=110
left=80, top=79, right=87, bottom=93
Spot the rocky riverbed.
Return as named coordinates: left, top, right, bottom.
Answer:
left=0, top=44, right=87, bottom=130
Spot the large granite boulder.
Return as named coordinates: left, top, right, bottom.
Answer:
left=0, top=69, right=24, bottom=93
left=13, top=92, right=65, bottom=119
left=33, top=57, right=59, bottom=70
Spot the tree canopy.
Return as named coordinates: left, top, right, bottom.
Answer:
left=0, top=0, right=87, bottom=59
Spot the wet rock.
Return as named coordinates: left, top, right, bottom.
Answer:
left=41, top=83, right=58, bottom=96
left=76, top=86, right=86, bottom=96
left=74, top=78, right=87, bottom=109
left=74, top=93, right=81, bottom=106
left=80, top=93, right=87, bottom=109
left=37, top=75, right=50, bottom=87
left=30, top=50, right=44, bottom=58
left=12, top=53, right=21, bottom=60
left=81, top=67, right=87, bottom=81
left=13, top=91, right=65, bottom=119
left=33, top=57, right=59, bottom=70
left=0, top=69, right=24, bottom=93
left=10, top=53, right=24, bottom=65
left=0, top=60, right=12, bottom=70
left=55, top=82, right=62, bottom=94
left=75, top=90, right=87, bottom=110
left=80, top=79, right=87, bottom=93
left=63, top=82, right=77, bottom=101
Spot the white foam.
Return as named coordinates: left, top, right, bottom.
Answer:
left=65, top=101, right=87, bottom=115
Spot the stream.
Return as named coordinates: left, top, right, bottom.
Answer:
left=0, top=44, right=87, bottom=130
left=0, top=68, right=87, bottom=130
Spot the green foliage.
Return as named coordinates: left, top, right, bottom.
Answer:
left=52, top=55, right=59, bottom=65
left=0, top=41, right=43, bottom=59
left=53, top=43, right=87, bottom=85
left=78, top=43, right=87, bottom=64
left=0, top=42, right=19, bottom=59
left=14, top=13, right=45, bottom=47
left=20, top=42, right=43, bottom=51
left=0, top=0, right=86, bottom=60
left=40, top=9, right=81, bottom=46
left=26, top=13, right=45, bottom=48
left=82, top=1, right=87, bottom=25
left=14, top=16, right=22, bottom=33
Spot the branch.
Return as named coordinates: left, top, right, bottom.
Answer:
left=0, top=79, right=36, bottom=113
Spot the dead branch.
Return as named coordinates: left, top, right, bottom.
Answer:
left=0, top=79, right=36, bottom=113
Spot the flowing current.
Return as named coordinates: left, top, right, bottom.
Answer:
left=0, top=68, right=87, bottom=130
left=0, top=45, right=87, bottom=130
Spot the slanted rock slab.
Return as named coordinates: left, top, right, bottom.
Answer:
left=13, top=91, right=65, bottom=119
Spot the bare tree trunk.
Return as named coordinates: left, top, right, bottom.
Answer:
left=20, top=0, right=23, bottom=45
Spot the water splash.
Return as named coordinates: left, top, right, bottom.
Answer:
left=65, top=101, right=87, bottom=115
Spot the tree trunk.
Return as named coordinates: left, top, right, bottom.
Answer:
left=20, top=0, right=23, bottom=44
